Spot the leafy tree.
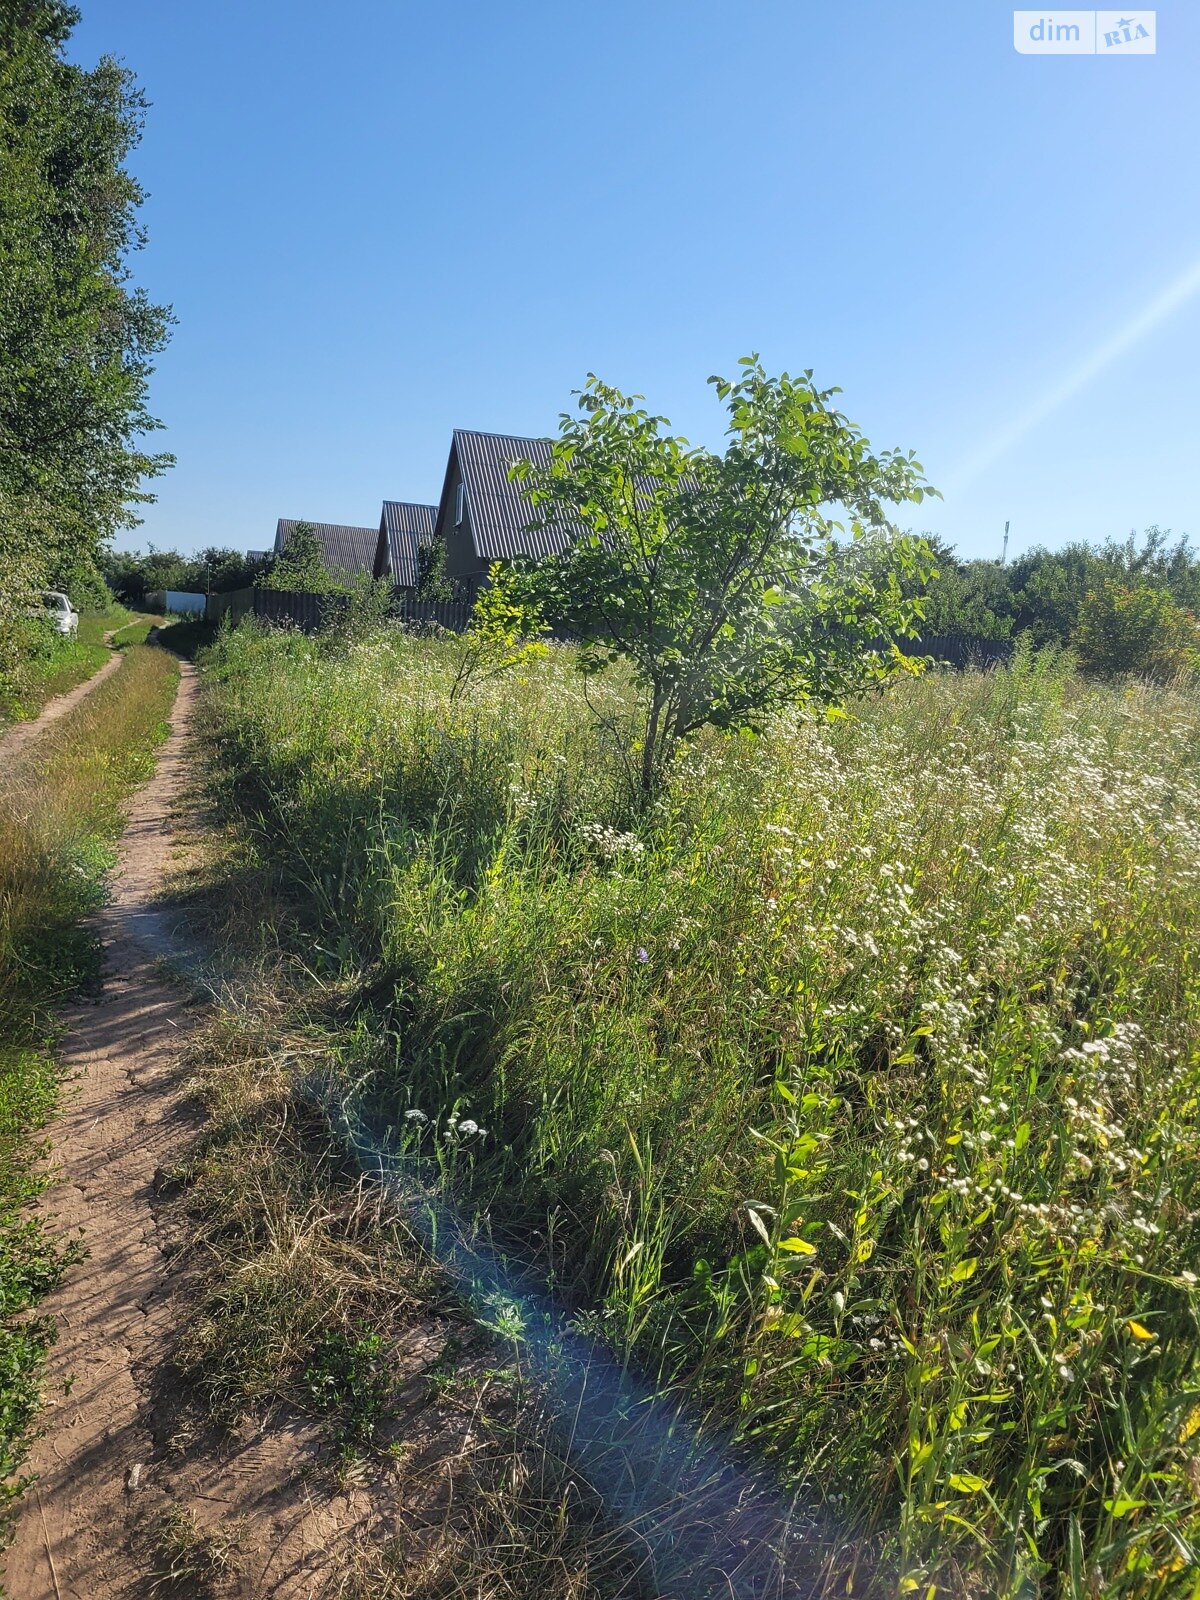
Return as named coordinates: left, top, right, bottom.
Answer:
left=912, top=540, right=1013, bottom=638
left=1005, top=542, right=1106, bottom=645
left=414, top=539, right=452, bottom=602
left=0, top=1, right=173, bottom=606
left=516, top=359, right=935, bottom=797
left=101, top=544, right=268, bottom=602
left=1072, top=581, right=1199, bottom=681
left=260, top=522, right=340, bottom=593
left=196, top=547, right=269, bottom=593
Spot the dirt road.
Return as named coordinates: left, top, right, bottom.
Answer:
left=5, top=655, right=381, bottom=1599
left=4, top=658, right=202, bottom=1598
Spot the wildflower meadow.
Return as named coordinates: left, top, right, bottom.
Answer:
left=202, top=622, right=1200, bottom=1597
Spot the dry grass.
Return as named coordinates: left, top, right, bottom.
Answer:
left=170, top=980, right=658, bottom=1599
left=151, top=1502, right=246, bottom=1596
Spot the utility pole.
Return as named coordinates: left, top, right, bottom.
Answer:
left=1001, top=520, right=1010, bottom=566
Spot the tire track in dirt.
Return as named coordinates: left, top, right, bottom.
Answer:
left=0, top=643, right=124, bottom=761
left=4, top=656, right=371, bottom=1598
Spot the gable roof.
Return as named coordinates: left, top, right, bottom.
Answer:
left=274, top=519, right=378, bottom=577
left=376, top=501, right=437, bottom=588
left=444, top=429, right=575, bottom=562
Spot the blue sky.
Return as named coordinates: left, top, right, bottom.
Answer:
left=71, top=2, right=1198, bottom=561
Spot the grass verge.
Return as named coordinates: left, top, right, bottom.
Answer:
left=168, top=989, right=653, bottom=1599
left=0, top=603, right=138, bottom=728
left=0, top=642, right=180, bottom=1544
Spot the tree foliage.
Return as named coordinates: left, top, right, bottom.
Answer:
left=450, top=563, right=548, bottom=702
left=414, top=538, right=452, bottom=602
left=1072, top=579, right=1199, bottom=681
left=259, top=523, right=339, bottom=593
left=913, top=527, right=1200, bottom=663
left=101, top=545, right=269, bottom=603
left=516, top=359, right=935, bottom=795
left=0, top=1, right=172, bottom=671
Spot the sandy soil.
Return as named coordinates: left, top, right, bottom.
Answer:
left=4, top=657, right=383, bottom=1599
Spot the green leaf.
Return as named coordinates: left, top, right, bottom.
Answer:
left=1103, top=1497, right=1147, bottom=1518
left=777, top=1236, right=817, bottom=1256
left=947, top=1473, right=988, bottom=1494
left=745, top=1206, right=772, bottom=1247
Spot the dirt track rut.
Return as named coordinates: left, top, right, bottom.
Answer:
left=5, top=654, right=404, bottom=1598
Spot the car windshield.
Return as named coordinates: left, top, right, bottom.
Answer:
left=41, top=594, right=67, bottom=611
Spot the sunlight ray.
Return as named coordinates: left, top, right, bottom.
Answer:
left=945, top=253, right=1200, bottom=495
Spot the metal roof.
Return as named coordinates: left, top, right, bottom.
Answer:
left=274, top=519, right=378, bottom=577
left=451, top=429, right=575, bottom=562
left=379, top=501, right=437, bottom=588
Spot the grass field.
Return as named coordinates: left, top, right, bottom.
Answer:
left=0, top=603, right=147, bottom=728
left=0, top=643, right=180, bottom=1541
left=198, top=622, right=1200, bottom=1597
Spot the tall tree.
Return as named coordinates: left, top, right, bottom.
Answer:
left=517, top=359, right=935, bottom=797
left=0, top=0, right=172, bottom=654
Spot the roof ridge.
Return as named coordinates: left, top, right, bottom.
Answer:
left=454, top=426, right=553, bottom=446
left=278, top=517, right=377, bottom=532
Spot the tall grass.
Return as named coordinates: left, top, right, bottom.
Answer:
left=203, top=623, right=1200, bottom=1597
left=0, top=602, right=137, bottom=727
left=0, top=643, right=179, bottom=1537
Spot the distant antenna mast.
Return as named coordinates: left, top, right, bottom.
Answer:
left=1001, top=520, right=1010, bottom=565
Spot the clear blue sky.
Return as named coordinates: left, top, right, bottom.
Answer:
left=71, top=2, right=1198, bottom=561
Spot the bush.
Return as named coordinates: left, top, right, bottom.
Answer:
left=1072, top=579, right=1199, bottom=680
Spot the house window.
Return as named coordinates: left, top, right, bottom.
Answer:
left=455, top=481, right=467, bottom=527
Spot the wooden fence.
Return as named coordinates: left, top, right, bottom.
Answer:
left=250, top=588, right=474, bottom=634
left=206, top=586, right=254, bottom=626
left=246, top=591, right=1014, bottom=667
left=251, top=588, right=346, bottom=631
left=390, top=595, right=474, bottom=631
left=896, top=634, right=1013, bottom=669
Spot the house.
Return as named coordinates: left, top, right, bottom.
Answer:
left=372, top=501, right=438, bottom=590
left=433, top=429, right=573, bottom=598
left=273, top=518, right=378, bottom=580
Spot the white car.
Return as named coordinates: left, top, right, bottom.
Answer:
left=40, top=590, right=79, bottom=636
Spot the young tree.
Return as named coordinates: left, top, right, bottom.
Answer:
left=515, top=358, right=936, bottom=797
left=449, top=564, right=548, bottom=702
left=261, top=522, right=336, bottom=592
left=414, top=539, right=452, bottom=602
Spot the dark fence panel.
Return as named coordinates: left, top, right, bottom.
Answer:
left=248, top=595, right=1009, bottom=666
left=207, top=586, right=254, bottom=626
left=251, top=588, right=473, bottom=634
left=252, top=588, right=347, bottom=632
left=391, top=595, right=473, bottom=632
left=897, top=634, right=1014, bottom=670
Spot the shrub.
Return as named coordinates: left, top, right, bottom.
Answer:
left=1072, top=579, right=1199, bottom=680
